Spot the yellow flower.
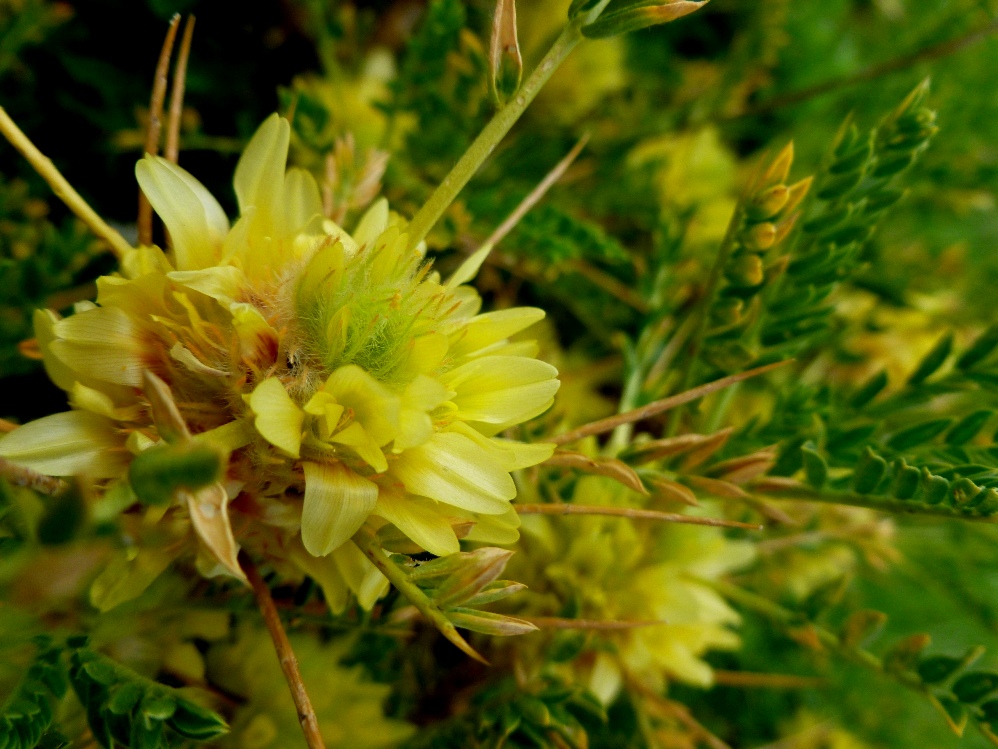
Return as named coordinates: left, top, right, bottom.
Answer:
left=515, top=476, right=754, bottom=701
left=0, top=114, right=559, bottom=610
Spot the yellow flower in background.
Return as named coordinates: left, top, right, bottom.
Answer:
left=0, top=113, right=559, bottom=610
left=208, top=625, right=414, bottom=749
left=515, top=476, right=754, bottom=702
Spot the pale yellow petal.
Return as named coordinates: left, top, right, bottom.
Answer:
left=333, top=541, right=389, bottom=610
left=329, top=422, right=387, bottom=473
left=404, top=333, right=449, bottom=376
left=283, top=167, right=323, bottom=236
left=445, top=242, right=493, bottom=289
left=168, top=266, right=246, bottom=303
left=450, top=307, right=545, bottom=358
left=352, top=197, right=389, bottom=248
left=390, top=431, right=515, bottom=514
left=373, top=485, right=460, bottom=556
left=301, top=462, right=379, bottom=556
left=229, top=302, right=279, bottom=365
left=493, top=439, right=556, bottom=470
left=440, top=355, right=559, bottom=425
left=247, top=378, right=303, bottom=457
left=51, top=307, right=150, bottom=387
left=34, top=309, right=77, bottom=392
left=135, top=155, right=229, bottom=270
left=288, top=542, right=350, bottom=614
left=233, top=113, right=289, bottom=237
left=69, top=382, right=143, bottom=421
left=0, top=411, right=127, bottom=477
left=322, top=364, right=400, bottom=445
left=462, top=504, right=521, bottom=545
left=191, top=419, right=255, bottom=453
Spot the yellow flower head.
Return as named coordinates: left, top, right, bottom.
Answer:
left=0, top=114, right=558, bottom=609
left=516, top=476, right=754, bottom=701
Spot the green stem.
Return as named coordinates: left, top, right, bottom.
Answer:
left=405, top=19, right=586, bottom=249
left=351, top=531, right=487, bottom=664
left=664, top=200, right=745, bottom=435
left=702, top=577, right=887, bottom=673
left=754, top=483, right=998, bottom=522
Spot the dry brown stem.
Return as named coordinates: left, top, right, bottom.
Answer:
left=551, top=360, right=790, bottom=445
left=240, top=553, right=326, bottom=749
left=165, top=15, right=196, bottom=164
left=0, top=457, right=68, bottom=496
left=514, top=503, right=761, bottom=530
left=138, top=14, right=181, bottom=246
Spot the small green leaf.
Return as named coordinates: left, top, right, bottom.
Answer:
left=887, top=419, right=952, bottom=451
left=917, top=656, right=964, bottom=685
left=853, top=447, right=888, bottom=494
left=953, top=671, right=998, bottom=703
left=128, top=443, right=223, bottom=506
left=915, top=470, right=950, bottom=505
left=890, top=459, right=921, bottom=499
left=945, top=411, right=993, bottom=446
left=908, top=332, right=953, bottom=385
left=801, top=445, right=828, bottom=489
left=957, top=326, right=998, bottom=370
left=850, top=370, right=888, bottom=409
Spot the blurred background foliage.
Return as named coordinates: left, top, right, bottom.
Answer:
left=2, top=0, right=998, bottom=746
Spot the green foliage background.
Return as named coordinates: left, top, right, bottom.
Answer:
left=2, top=0, right=998, bottom=747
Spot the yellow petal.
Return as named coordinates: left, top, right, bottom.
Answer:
left=34, top=309, right=77, bottom=392
left=404, top=333, right=449, bottom=376
left=446, top=242, right=493, bottom=289
left=334, top=541, right=389, bottom=610
left=440, top=355, right=559, bottom=425
left=248, top=378, right=303, bottom=457
left=288, top=541, right=350, bottom=614
left=120, top=245, right=173, bottom=279
left=450, top=307, right=545, bottom=358
left=135, top=155, right=229, bottom=270
left=0, top=411, right=128, bottom=478
left=69, top=382, right=143, bottom=422
left=462, top=504, right=522, bottom=545
left=322, top=364, right=400, bottom=445
left=494, top=438, right=556, bottom=469
left=390, top=431, right=515, bottom=514
left=51, top=307, right=150, bottom=387
left=192, top=419, right=254, bottom=453
left=352, top=197, right=389, bottom=248
left=304, top=392, right=346, bottom=440
left=229, top=302, right=279, bottom=365
left=283, top=167, right=323, bottom=237
left=394, top=375, right=450, bottom=452
left=168, top=266, right=246, bottom=304
left=233, top=113, right=290, bottom=238
left=373, top=485, right=460, bottom=557
left=329, top=422, right=387, bottom=473
left=301, top=462, right=379, bottom=556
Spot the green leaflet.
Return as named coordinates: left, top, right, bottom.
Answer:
left=65, top=641, right=227, bottom=749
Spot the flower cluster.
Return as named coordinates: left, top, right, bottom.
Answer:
left=0, top=114, right=559, bottom=608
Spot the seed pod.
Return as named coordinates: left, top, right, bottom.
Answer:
left=761, top=142, right=794, bottom=187
left=582, top=0, right=709, bottom=38
left=747, top=184, right=789, bottom=220
left=490, top=0, right=522, bottom=106
left=743, top=222, right=776, bottom=251
left=725, top=252, right=764, bottom=286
